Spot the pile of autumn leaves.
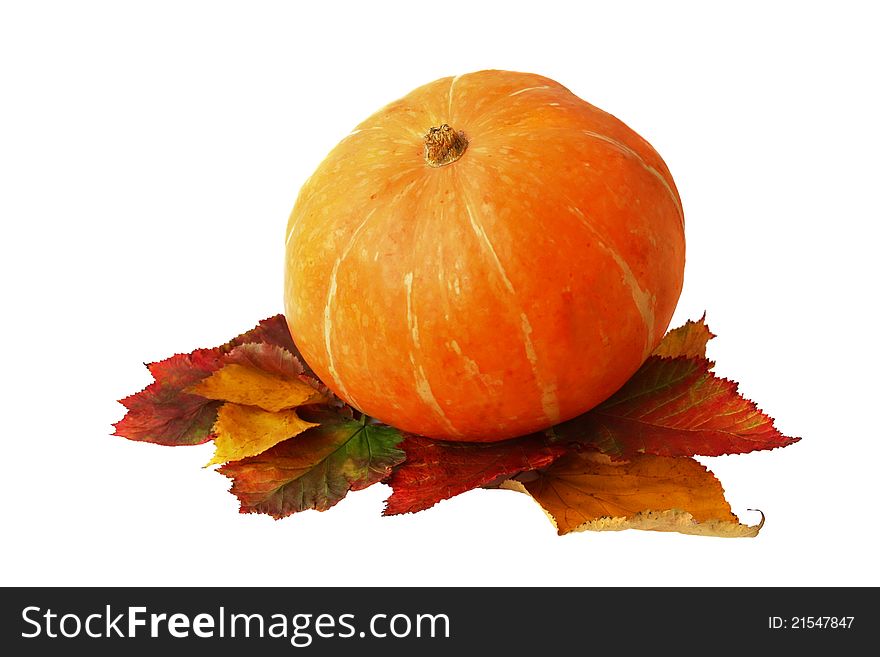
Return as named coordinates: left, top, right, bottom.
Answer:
left=114, top=315, right=797, bottom=537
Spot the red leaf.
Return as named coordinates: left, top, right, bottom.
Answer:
left=226, top=314, right=298, bottom=354
left=114, top=315, right=316, bottom=445
left=226, top=314, right=327, bottom=380
left=115, top=350, right=223, bottom=445
left=574, top=356, right=799, bottom=458
left=223, top=342, right=305, bottom=378
left=383, top=434, right=566, bottom=515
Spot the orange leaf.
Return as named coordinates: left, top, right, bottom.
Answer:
left=652, top=314, right=716, bottom=359
left=206, top=403, right=317, bottom=467
left=511, top=451, right=761, bottom=537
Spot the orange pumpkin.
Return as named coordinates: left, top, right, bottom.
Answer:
left=284, top=70, right=685, bottom=442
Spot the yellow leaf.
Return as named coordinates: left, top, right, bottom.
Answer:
left=206, top=403, right=317, bottom=467
left=188, top=363, right=324, bottom=412
left=508, top=451, right=761, bottom=537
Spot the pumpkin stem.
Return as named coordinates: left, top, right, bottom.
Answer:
left=424, top=124, right=468, bottom=167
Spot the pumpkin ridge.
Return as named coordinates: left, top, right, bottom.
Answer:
left=506, top=84, right=552, bottom=97
left=443, top=71, right=568, bottom=137
left=580, top=129, right=684, bottom=228
left=446, top=74, right=462, bottom=122
left=322, top=206, right=377, bottom=408
left=472, top=131, right=675, bottom=353
left=404, top=270, right=462, bottom=436
left=566, top=203, right=655, bottom=355
left=319, top=175, right=422, bottom=413
left=456, top=168, right=561, bottom=424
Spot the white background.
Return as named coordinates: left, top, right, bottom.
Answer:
left=2, top=1, right=878, bottom=587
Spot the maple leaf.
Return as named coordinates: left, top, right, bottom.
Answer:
left=207, top=403, right=317, bottom=467
left=507, top=450, right=761, bottom=537
left=652, top=314, right=715, bottom=359
left=383, top=434, right=565, bottom=515
left=570, top=356, right=799, bottom=458
left=218, top=415, right=405, bottom=518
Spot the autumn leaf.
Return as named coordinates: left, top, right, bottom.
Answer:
left=547, top=317, right=798, bottom=458
left=227, top=314, right=332, bottom=385
left=188, top=343, right=326, bottom=412
left=114, top=316, right=328, bottom=446
left=221, top=336, right=338, bottom=407
left=114, top=349, right=224, bottom=445
left=652, top=314, right=715, bottom=359
left=116, top=314, right=799, bottom=532
left=383, top=434, right=565, bottom=515
left=218, top=415, right=405, bottom=518
left=571, top=356, right=799, bottom=458
left=207, top=403, right=317, bottom=467
left=223, top=341, right=307, bottom=378
left=508, top=450, right=760, bottom=537
left=226, top=314, right=298, bottom=354
left=114, top=391, right=220, bottom=446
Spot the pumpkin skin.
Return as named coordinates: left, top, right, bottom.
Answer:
left=285, top=70, right=684, bottom=442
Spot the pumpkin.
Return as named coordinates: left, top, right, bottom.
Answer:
left=284, top=70, right=685, bottom=442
